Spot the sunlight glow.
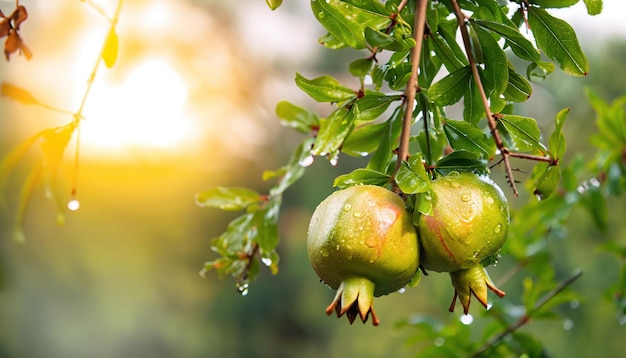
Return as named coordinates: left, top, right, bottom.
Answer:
left=81, top=59, right=194, bottom=152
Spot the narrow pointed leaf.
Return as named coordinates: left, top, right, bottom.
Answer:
left=583, top=0, right=602, bottom=15
left=275, top=101, right=319, bottom=133
left=312, top=107, right=355, bottom=156
left=334, top=168, right=390, bottom=188
left=1, top=83, right=41, bottom=105
left=499, top=114, right=547, bottom=154
left=196, top=186, right=261, bottom=211
left=311, top=0, right=390, bottom=49
left=428, top=66, right=472, bottom=107
left=528, top=7, right=589, bottom=76
left=503, top=68, right=533, bottom=102
left=444, top=119, right=496, bottom=159
left=529, top=0, right=580, bottom=7
left=474, top=19, right=540, bottom=63
left=102, top=28, right=119, bottom=68
left=549, top=108, right=570, bottom=159
left=295, top=73, right=356, bottom=103
left=472, top=24, right=508, bottom=96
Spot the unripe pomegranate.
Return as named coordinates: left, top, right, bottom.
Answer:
left=418, top=171, right=509, bottom=313
left=419, top=171, right=508, bottom=272
left=307, top=185, right=419, bottom=326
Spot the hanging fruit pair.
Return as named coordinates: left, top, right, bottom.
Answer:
left=307, top=171, right=509, bottom=325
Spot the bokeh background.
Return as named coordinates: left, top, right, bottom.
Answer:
left=1, top=0, right=625, bottom=357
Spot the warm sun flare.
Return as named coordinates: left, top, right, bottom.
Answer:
left=81, top=59, right=193, bottom=152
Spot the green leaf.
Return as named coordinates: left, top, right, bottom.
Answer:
left=419, top=38, right=442, bottom=88
left=463, top=80, right=484, bottom=125
left=549, top=108, right=570, bottom=159
left=367, top=108, right=403, bottom=172
left=395, top=154, right=431, bottom=194
left=435, top=151, right=486, bottom=172
left=529, top=163, right=561, bottom=200
left=353, top=93, right=400, bottom=122
left=430, top=33, right=466, bottom=72
left=102, top=28, right=119, bottom=69
left=503, top=67, right=533, bottom=102
left=312, top=107, right=355, bottom=156
left=343, top=121, right=387, bottom=157
left=196, top=186, right=261, bottom=211
left=474, top=19, right=540, bottom=64
left=311, top=0, right=390, bottom=49
left=333, top=168, right=390, bottom=189
left=529, top=0, right=580, bottom=8
left=472, top=24, right=508, bottom=96
left=364, top=27, right=411, bottom=51
left=295, top=73, right=356, bottom=103
left=383, top=62, right=412, bottom=91
left=428, top=66, right=472, bottom=107
left=444, top=119, right=496, bottom=159
left=1, top=83, right=41, bottom=105
left=265, top=0, right=283, bottom=10
left=499, top=114, right=547, bottom=154
left=275, top=101, right=319, bottom=133
left=254, top=197, right=281, bottom=254
left=583, top=0, right=602, bottom=15
left=349, top=58, right=374, bottom=77
left=527, top=7, right=589, bottom=76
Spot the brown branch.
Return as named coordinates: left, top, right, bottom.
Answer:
left=471, top=270, right=583, bottom=357
left=395, top=0, right=428, bottom=173
left=449, top=0, right=519, bottom=196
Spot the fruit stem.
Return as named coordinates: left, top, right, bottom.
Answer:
left=395, top=0, right=428, bottom=174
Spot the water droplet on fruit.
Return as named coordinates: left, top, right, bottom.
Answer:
left=353, top=211, right=361, bottom=218
left=461, top=192, right=471, bottom=202
left=448, top=171, right=460, bottom=178
left=563, top=319, right=574, bottom=330
left=460, top=314, right=474, bottom=325
left=494, top=224, right=502, bottom=234
left=343, top=204, right=352, bottom=211
left=336, top=244, right=340, bottom=250
left=320, top=248, right=329, bottom=257
left=397, top=288, right=406, bottom=294
left=261, top=257, right=272, bottom=267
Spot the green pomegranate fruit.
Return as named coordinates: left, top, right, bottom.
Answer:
left=418, top=171, right=509, bottom=313
left=419, top=171, right=509, bottom=272
left=307, top=185, right=419, bottom=326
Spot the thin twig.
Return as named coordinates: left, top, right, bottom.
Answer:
left=70, top=0, right=124, bottom=202
left=507, top=151, right=557, bottom=165
left=395, top=0, right=428, bottom=173
left=449, top=0, right=519, bottom=196
left=471, top=269, right=583, bottom=357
